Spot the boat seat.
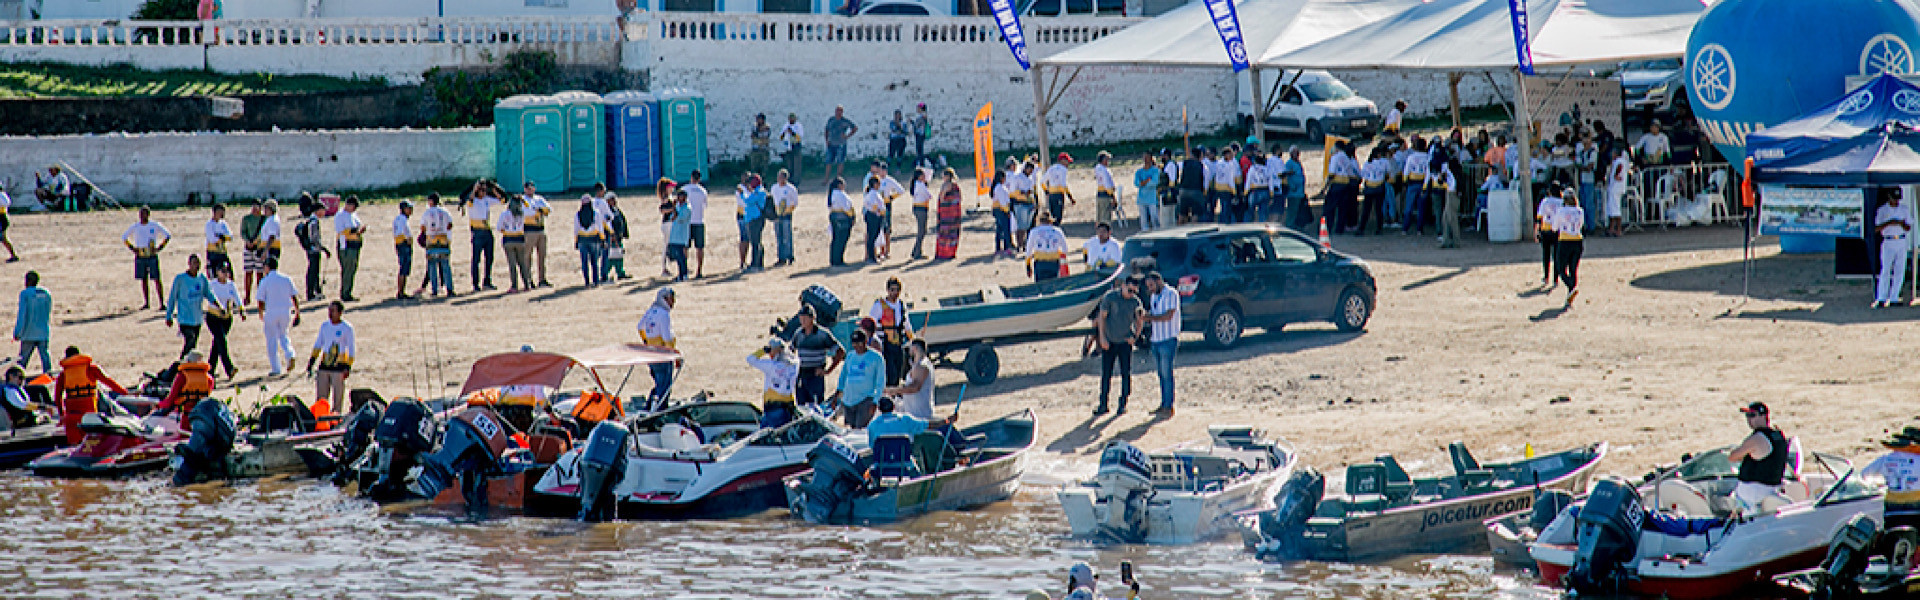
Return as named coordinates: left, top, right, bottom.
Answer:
left=526, top=433, right=572, bottom=465
left=1345, top=463, right=1391, bottom=514
left=870, top=434, right=918, bottom=483
left=1373, top=454, right=1417, bottom=504
left=659, top=423, right=703, bottom=451
left=911, top=431, right=964, bottom=473
left=980, top=286, right=1007, bottom=303
left=1448, top=442, right=1495, bottom=492
left=256, top=401, right=316, bottom=434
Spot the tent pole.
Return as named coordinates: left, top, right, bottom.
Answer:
left=1249, top=66, right=1268, bottom=148
left=1033, top=65, right=1051, bottom=175
left=1513, top=68, right=1535, bottom=231
left=1449, top=72, right=1463, bottom=130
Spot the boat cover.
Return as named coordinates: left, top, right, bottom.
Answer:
left=458, top=344, right=681, bottom=396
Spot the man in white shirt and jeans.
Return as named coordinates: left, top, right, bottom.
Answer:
left=1142, top=271, right=1181, bottom=415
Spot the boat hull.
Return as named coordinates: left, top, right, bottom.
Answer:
left=909, top=271, right=1118, bottom=348
left=785, top=409, right=1037, bottom=524
left=221, top=429, right=348, bottom=479
left=0, top=424, right=68, bottom=470
left=1060, top=445, right=1297, bottom=544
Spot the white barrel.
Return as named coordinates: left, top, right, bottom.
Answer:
left=1485, top=190, right=1525, bottom=243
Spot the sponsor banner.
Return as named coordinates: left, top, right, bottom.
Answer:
left=988, top=0, right=1030, bottom=70
left=1202, top=0, right=1250, bottom=72
left=1506, top=0, right=1534, bottom=75
left=1760, top=185, right=1866, bottom=237
left=972, top=103, right=995, bottom=196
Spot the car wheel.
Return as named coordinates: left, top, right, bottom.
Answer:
left=1335, top=288, right=1372, bottom=332
left=1305, top=120, right=1325, bottom=144
left=1206, top=304, right=1243, bottom=348
left=961, top=343, right=999, bottom=385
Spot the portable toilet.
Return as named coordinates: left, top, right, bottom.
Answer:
left=555, top=90, right=606, bottom=190
left=656, top=88, right=708, bottom=182
left=603, top=91, right=660, bottom=188
left=495, top=95, right=568, bottom=193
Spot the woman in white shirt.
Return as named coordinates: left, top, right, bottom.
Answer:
left=203, top=264, right=246, bottom=379
left=827, top=178, right=856, bottom=267
left=862, top=178, right=889, bottom=264
left=910, top=168, right=933, bottom=260
left=1551, top=189, right=1587, bottom=307
left=1535, top=184, right=1562, bottom=288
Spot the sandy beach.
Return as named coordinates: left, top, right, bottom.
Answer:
left=6, top=158, right=1908, bottom=485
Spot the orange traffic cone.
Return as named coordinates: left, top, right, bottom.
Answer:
left=1318, top=217, right=1332, bottom=248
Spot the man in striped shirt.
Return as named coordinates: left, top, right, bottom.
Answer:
left=1142, top=271, right=1181, bottom=415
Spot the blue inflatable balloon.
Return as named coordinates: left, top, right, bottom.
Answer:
left=1687, top=0, right=1920, bottom=162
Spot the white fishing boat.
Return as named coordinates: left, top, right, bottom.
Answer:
left=1058, top=426, right=1302, bottom=544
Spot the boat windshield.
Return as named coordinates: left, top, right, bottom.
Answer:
left=1669, top=447, right=1738, bottom=479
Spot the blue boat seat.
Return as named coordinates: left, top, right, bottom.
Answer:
left=1448, top=442, right=1495, bottom=492
left=870, top=434, right=919, bottom=483
left=1345, top=463, right=1391, bottom=514
left=1373, top=454, right=1417, bottom=505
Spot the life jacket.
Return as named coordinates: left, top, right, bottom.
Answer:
left=172, top=361, right=214, bottom=416
left=877, top=299, right=908, bottom=344
left=58, top=354, right=100, bottom=416
left=571, top=390, right=622, bottom=424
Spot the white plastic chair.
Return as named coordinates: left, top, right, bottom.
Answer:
left=1649, top=172, right=1681, bottom=228
left=1704, top=171, right=1733, bottom=224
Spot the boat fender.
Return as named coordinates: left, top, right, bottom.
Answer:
left=1568, top=477, right=1643, bottom=594
left=576, top=420, right=632, bottom=522
left=170, top=399, right=237, bottom=486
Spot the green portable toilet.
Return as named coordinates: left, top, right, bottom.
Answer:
left=494, top=95, right=567, bottom=193
left=555, top=90, right=606, bottom=190
left=656, top=88, right=708, bottom=182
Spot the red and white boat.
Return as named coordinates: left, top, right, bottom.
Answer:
left=1531, top=444, right=1884, bottom=599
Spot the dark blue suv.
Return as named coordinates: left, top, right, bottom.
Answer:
left=1122, top=224, right=1376, bottom=348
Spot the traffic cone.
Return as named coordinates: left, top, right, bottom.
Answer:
left=1318, top=217, right=1332, bottom=248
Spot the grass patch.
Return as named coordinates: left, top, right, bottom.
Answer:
left=0, top=62, right=388, bottom=99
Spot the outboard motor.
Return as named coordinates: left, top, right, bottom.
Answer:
left=170, top=398, right=237, bottom=486
left=1092, top=441, right=1154, bottom=543
left=409, top=406, right=513, bottom=511
left=788, top=434, right=871, bottom=524
left=575, top=420, right=632, bottom=522
left=298, top=400, right=384, bottom=483
left=1568, top=477, right=1644, bottom=593
left=1254, top=467, right=1324, bottom=560
left=366, top=398, right=437, bottom=501
left=1814, top=513, right=1881, bottom=597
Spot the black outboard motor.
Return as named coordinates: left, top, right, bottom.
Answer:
left=1254, top=467, right=1325, bottom=560
left=1815, top=513, right=1880, bottom=597
left=788, top=434, right=870, bottom=524
left=171, top=398, right=237, bottom=486
left=409, top=407, right=513, bottom=512
left=1569, top=477, right=1644, bottom=593
left=367, top=398, right=437, bottom=501
left=298, top=400, right=384, bottom=483
left=575, top=420, right=632, bottom=522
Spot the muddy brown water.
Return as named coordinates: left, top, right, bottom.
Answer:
left=0, top=457, right=1561, bottom=599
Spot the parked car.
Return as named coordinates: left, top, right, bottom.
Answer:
left=1122, top=224, right=1376, bottom=348
left=1612, top=59, right=1687, bottom=121
left=1020, top=0, right=1126, bottom=16
left=857, top=0, right=944, bottom=15
left=1238, top=70, right=1381, bottom=143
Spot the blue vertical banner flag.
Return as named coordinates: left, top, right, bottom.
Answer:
left=989, top=0, right=1031, bottom=70
left=1203, top=0, right=1250, bottom=72
left=1506, top=0, right=1535, bottom=75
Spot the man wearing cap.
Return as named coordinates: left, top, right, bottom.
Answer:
left=788, top=306, right=844, bottom=410
left=1043, top=153, right=1077, bottom=227
left=778, top=113, right=805, bottom=177
left=746, top=337, right=799, bottom=428
left=393, top=199, right=415, bottom=300
left=1726, top=402, right=1792, bottom=512
left=1864, top=426, right=1920, bottom=533
left=638, top=288, right=682, bottom=409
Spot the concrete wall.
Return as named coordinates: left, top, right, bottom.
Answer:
left=640, top=14, right=1231, bottom=161
left=0, top=128, right=494, bottom=204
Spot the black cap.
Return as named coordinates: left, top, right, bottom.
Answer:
left=1740, top=402, right=1768, bottom=416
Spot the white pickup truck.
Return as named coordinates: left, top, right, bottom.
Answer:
left=1237, top=69, right=1381, bottom=143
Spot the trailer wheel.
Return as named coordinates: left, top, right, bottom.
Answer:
left=962, top=343, right=1000, bottom=385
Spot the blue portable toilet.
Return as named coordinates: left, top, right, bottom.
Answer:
left=495, top=95, right=568, bottom=193
left=555, top=90, right=606, bottom=190
left=656, top=88, right=708, bottom=183
left=603, top=91, right=661, bottom=188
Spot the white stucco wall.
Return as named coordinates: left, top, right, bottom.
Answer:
left=0, top=128, right=494, bottom=205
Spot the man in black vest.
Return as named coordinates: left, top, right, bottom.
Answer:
left=1727, top=402, right=1791, bottom=512
left=1175, top=147, right=1211, bottom=225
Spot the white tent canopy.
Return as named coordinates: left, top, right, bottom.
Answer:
left=1258, top=0, right=1706, bottom=70
left=1037, top=0, right=1421, bottom=69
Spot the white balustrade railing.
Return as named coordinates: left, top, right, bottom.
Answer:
left=1, top=14, right=1138, bottom=49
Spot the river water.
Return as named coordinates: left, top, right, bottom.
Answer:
left=0, top=458, right=1556, bottom=599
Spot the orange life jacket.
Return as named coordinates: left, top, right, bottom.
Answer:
left=172, top=361, right=213, bottom=416
left=571, top=390, right=622, bottom=424
left=58, top=354, right=99, bottom=416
